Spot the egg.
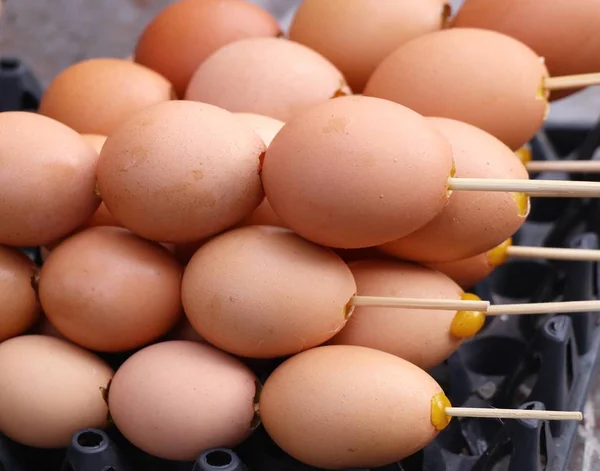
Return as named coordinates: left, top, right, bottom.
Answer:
left=261, top=95, right=453, bottom=248
left=96, top=100, right=265, bottom=243
left=364, top=28, right=549, bottom=150
left=182, top=225, right=356, bottom=358
left=426, top=251, right=495, bottom=290
left=38, top=226, right=183, bottom=352
left=329, top=259, right=464, bottom=370
left=288, top=0, right=449, bottom=92
left=185, top=37, right=351, bottom=122
left=0, top=335, right=113, bottom=448
left=38, top=58, right=174, bottom=136
left=0, top=246, right=40, bottom=341
left=108, top=340, right=258, bottom=461
left=451, top=0, right=600, bottom=99
left=259, top=345, right=443, bottom=469
left=134, top=0, right=281, bottom=96
left=234, top=113, right=287, bottom=228
left=0, top=112, right=99, bottom=247
left=378, top=117, right=529, bottom=263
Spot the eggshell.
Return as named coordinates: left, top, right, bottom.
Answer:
left=259, top=345, right=442, bottom=469
left=96, top=100, right=265, bottom=243
left=38, top=58, right=174, bottom=136
left=451, top=0, right=600, bottom=99
left=109, top=340, right=258, bottom=461
left=261, top=95, right=453, bottom=248
left=364, top=28, right=549, bottom=150
left=0, top=246, right=40, bottom=341
left=330, top=260, right=463, bottom=369
left=38, top=226, right=183, bottom=352
left=134, top=0, right=281, bottom=96
left=0, top=112, right=100, bottom=247
left=289, top=0, right=447, bottom=92
left=378, top=118, right=529, bottom=263
left=426, top=251, right=495, bottom=290
left=234, top=113, right=288, bottom=228
left=181, top=225, right=357, bottom=358
left=0, top=335, right=113, bottom=448
left=185, top=37, right=351, bottom=122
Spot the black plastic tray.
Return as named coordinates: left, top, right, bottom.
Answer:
left=1, top=58, right=600, bottom=471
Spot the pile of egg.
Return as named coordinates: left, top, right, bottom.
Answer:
left=1, top=0, right=599, bottom=469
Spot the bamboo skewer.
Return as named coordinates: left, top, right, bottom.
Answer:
left=445, top=407, right=582, bottom=421
left=349, top=296, right=489, bottom=310
left=486, top=300, right=600, bottom=316
left=545, top=72, right=600, bottom=91
left=506, top=245, right=600, bottom=262
left=447, top=177, right=600, bottom=197
left=525, top=160, right=600, bottom=174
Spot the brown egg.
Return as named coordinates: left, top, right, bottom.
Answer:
left=0, top=246, right=40, bottom=341
left=261, top=95, right=453, bottom=248
left=234, top=113, right=287, bottom=228
left=289, top=0, right=448, bottom=92
left=134, top=0, right=281, bottom=96
left=451, top=0, right=600, bottom=100
left=185, top=37, right=351, bottom=122
left=96, top=100, right=265, bottom=243
left=38, top=58, right=174, bottom=136
left=329, top=260, right=463, bottom=370
left=0, top=335, right=113, bottom=448
left=182, top=226, right=357, bottom=358
left=378, top=118, right=529, bottom=263
left=0, top=112, right=99, bottom=247
left=38, top=226, right=183, bottom=352
left=109, top=340, right=258, bottom=461
left=364, top=28, right=549, bottom=150
left=165, top=317, right=207, bottom=343
left=426, top=252, right=495, bottom=290
left=259, top=345, right=443, bottom=469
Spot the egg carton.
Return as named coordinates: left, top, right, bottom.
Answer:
left=2, top=59, right=600, bottom=471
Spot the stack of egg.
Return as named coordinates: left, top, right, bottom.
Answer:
left=1, top=0, right=599, bottom=469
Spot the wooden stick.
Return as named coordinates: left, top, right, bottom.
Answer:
left=448, top=177, right=600, bottom=197
left=487, top=300, right=600, bottom=316
left=507, top=245, right=600, bottom=262
left=545, top=72, right=600, bottom=91
left=350, top=296, right=489, bottom=311
left=445, top=407, right=582, bottom=421
left=526, top=160, right=600, bottom=173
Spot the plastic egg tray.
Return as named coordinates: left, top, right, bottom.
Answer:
left=1, top=57, right=600, bottom=471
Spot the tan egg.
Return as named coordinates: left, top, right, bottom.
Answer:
left=80, top=134, right=107, bottom=154
left=134, top=0, right=281, bottom=97
left=330, top=260, right=463, bottom=369
left=0, top=246, right=40, bottom=341
left=96, top=100, right=265, bottom=243
left=181, top=226, right=357, bottom=358
left=426, top=252, right=495, bottom=290
left=0, top=335, right=113, bottom=448
left=109, top=341, right=258, bottom=461
left=185, top=37, right=351, bottom=122
left=364, top=28, right=549, bottom=150
left=234, top=114, right=287, bottom=228
left=259, top=345, right=443, bottom=469
left=378, top=118, right=529, bottom=263
left=240, top=199, right=287, bottom=228
left=261, top=95, right=453, bottom=248
left=165, top=317, right=207, bottom=344
left=289, top=0, right=449, bottom=92
left=0, top=112, right=100, bottom=247
left=38, top=58, right=174, bottom=136
left=451, top=0, right=600, bottom=100
left=38, top=226, right=183, bottom=352
left=85, top=203, right=122, bottom=228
